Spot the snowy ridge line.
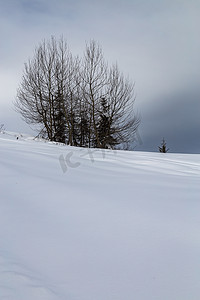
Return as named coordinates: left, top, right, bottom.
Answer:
left=0, top=130, right=67, bottom=146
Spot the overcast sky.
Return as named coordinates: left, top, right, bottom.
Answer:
left=0, top=0, right=200, bottom=153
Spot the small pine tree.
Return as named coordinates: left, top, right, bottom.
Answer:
left=76, top=109, right=89, bottom=147
left=97, top=98, right=117, bottom=149
left=158, top=138, right=169, bottom=153
left=52, top=89, right=67, bottom=143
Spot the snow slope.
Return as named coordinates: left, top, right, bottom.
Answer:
left=0, top=131, right=200, bottom=300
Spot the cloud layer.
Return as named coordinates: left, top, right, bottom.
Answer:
left=0, top=0, right=199, bottom=152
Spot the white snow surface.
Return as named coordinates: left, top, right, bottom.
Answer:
left=0, top=131, right=200, bottom=300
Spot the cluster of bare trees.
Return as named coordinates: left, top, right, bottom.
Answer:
left=15, top=37, right=140, bottom=149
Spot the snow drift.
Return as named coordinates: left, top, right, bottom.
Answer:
left=0, top=131, right=200, bottom=300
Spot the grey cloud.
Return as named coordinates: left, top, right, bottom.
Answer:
left=0, top=0, right=199, bottom=152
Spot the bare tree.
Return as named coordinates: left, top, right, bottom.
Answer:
left=106, top=63, right=140, bottom=148
left=80, top=40, right=140, bottom=148
left=80, top=40, right=108, bottom=147
left=15, top=37, right=79, bottom=143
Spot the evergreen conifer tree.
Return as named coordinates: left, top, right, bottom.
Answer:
left=158, top=138, right=169, bottom=153
left=97, top=98, right=117, bottom=148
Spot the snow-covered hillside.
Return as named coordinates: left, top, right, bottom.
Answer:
left=0, top=131, right=200, bottom=300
